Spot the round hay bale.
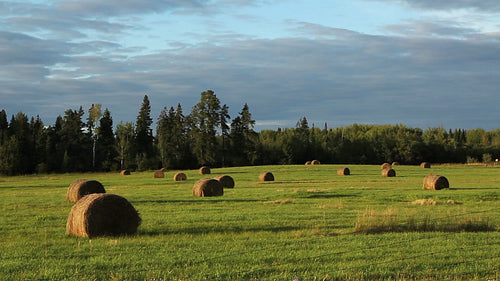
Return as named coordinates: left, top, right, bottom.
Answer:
left=382, top=168, right=396, bottom=177
left=153, top=170, right=164, bottom=178
left=337, top=167, right=350, bottom=176
left=160, top=167, right=168, bottom=173
left=67, top=179, right=106, bottom=202
left=193, top=178, right=223, bottom=197
left=420, top=162, right=431, bottom=168
left=66, top=193, right=141, bottom=238
left=199, top=166, right=211, bottom=175
left=305, top=161, right=311, bottom=165
left=259, top=172, right=274, bottom=181
left=381, top=163, right=392, bottom=170
left=392, top=162, right=400, bottom=166
left=120, top=170, right=131, bottom=175
left=311, top=160, right=320, bottom=165
left=423, top=174, right=449, bottom=190
left=214, top=175, right=235, bottom=188
left=173, top=172, right=187, bottom=181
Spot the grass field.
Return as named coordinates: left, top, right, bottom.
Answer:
left=0, top=164, right=499, bottom=280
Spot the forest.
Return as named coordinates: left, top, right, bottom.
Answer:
left=1, top=90, right=499, bottom=175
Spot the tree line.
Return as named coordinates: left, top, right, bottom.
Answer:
left=1, top=90, right=499, bottom=175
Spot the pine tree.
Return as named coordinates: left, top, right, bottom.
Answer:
left=134, top=95, right=156, bottom=170
left=97, top=108, right=117, bottom=171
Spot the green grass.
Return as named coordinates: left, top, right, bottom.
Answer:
left=0, top=164, right=499, bottom=280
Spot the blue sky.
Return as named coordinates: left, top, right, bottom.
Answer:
left=1, top=0, right=499, bottom=130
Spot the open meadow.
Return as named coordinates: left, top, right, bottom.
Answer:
left=0, top=164, right=499, bottom=280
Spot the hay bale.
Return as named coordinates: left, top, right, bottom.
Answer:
left=153, top=170, right=164, bottom=178
left=259, top=172, right=274, bottom=181
left=193, top=178, right=223, bottom=197
left=337, top=167, right=350, bottom=176
left=67, top=179, right=106, bottom=202
left=381, top=163, right=392, bottom=170
left=392, top=162, right=400, bottom=166
left=214, top=175, right=235, bottom=188
left=199, top=166, right=211, bottom=175
left=66, top=193, right=141, bottom=238
left=305, top=161, right=311, bottom=165
left=311, top=160, right=320, bottom=165
left=420, top=162, right=431, bottom=168
left=423, top=174, right=449, bottom=190
left=160, top=168, right=168, bottom=173
left=382, top=168, right=396, bottom=177
left=120, top=170, right=131, bottom=175
left=173, top=172, right=187, bottom=181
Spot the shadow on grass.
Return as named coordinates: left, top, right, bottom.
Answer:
left=140, top=225, right=301, bottom=236
left=134, top=198, right=264, bottom=204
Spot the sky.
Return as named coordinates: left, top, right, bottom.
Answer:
left=1, top=0, right=499, bottom=131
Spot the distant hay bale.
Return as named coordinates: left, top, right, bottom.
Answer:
left=392, top=162, right=400, bottom=166
left=193, top=178, right=223, bottom=197
left=259, top=172, right=275, bottom=181
left=420, top=162, right=431, bottom=168
left=423, top=174, right=449, bottom=190
left=67, top=179, right=106, bottom=202
left=311, top=160, right=320, bottom=165
left=412, top=198, right=438, bottom=205
left=153, top=170, right=164, bottom=178
left=381, top=163, right=392, bottom=170
left=214, top=175, right=235, bottom=188
left=337, top=167, right=350, bottom=176
left=160, top=168, right=168, bottom=173
left=305, top=161, right=311, bottom=165
left=199, top=166, right=211, bottom=175
left=66, top=193, right=141, bottom=238
left=382, top=168, right=396, bottom=177
left=120, top=170, right=131, bottom=175
left=173, top=172, right=187, bottom=181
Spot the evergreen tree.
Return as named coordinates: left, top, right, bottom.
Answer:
left=134, top=95, right=156, bottom=170
left=0, top=109, right=8, bottom=145
left=88, top=104, right=102, bottom=170
left=58, top=107, right=91, bottom=172
left=230, top=103, right=257, bottom=165
left=97, top=108, right=117, bottom=171
left=189, top=90, right=222, bottom=166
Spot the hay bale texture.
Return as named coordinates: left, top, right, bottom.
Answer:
left=173, top=172, right=187, bottom=181
left=337, top=167, right=350, bottom=176
left=392, top=162, right=400, bottom=166
left=120, top=170, right=131, bottom=175
left=214, top=175, right=235, bottom=188
left=305, top=161, right=311, bottom=165
left=66, top=193, right=141, bottom=238
left=153, top=171, right=164, bottom=178
left=382, top=168, right=396, bottom=177
left=311, top=160, right=320, bottom=165
left=193, top=178, right=223, bottom=197
left=423, top=174, right=449, bottom=190
left=160, top=168, right=168, bottom=173
left=259, top=172, right=274, bottom=181
left=67, top=179, right=106, bottom=202
left=381, top=163, right=392, bottom=170
left=420, top=162, right=431, bottom=168
left=199, top=166, right=211, bottom=175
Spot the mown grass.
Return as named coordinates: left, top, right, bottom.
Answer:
left=0, top=164, right=499, bottom=280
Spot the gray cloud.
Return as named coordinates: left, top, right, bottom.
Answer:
left=363, top=0, right=500, bottom=12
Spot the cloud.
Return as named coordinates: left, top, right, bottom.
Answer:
left=363, top=0, right=500, bottom=12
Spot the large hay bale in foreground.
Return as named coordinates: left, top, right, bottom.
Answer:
left=67, top=179, right=106, bottom=202
left=259, top=172, right=274, bottom=181
left=66, top=193, right=141, bottom=238
left=193, top=178, right=223, bottom=197
left=337, top=167, right=350, bottom=176
left=214, top=175, right=235, bottom=188
left=173, top=172, right=187, bottom=181
left=120, top=170, right=131, bottom=175
left=199, top=166, right=211, bottom=175
left=382, top=168, right=396, bottom=177
left=153, top=171, right=164, bottom=178
left=420, top=162, right=431, bottom=168
left=423, top=174, right=449, bottom=190
left=311, top=160, right=321, bottom=165
left=381, top=163, right=392, bottom=170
